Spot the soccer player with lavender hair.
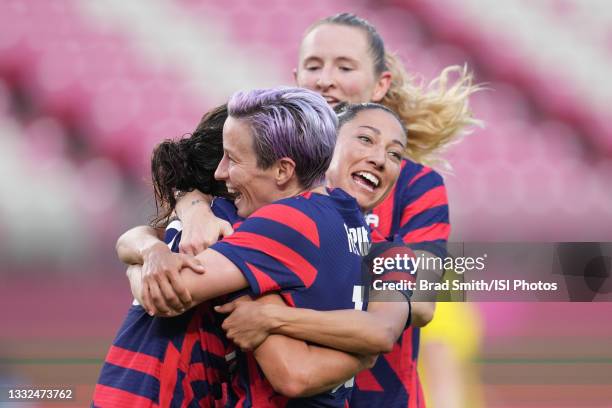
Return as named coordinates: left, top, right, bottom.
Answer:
left=96, top=87, right=408, bottom=407
left=173, top=13, right=481, bottom=408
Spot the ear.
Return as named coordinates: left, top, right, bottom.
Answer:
left=371, top=71, right=392, bottom=102
left=275, top=157, right=297, bottom=187
left=292, top=68, right=298, bottom=84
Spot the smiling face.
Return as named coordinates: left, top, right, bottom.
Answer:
left=214, top=116, right=279, bottom=217
left=326, top=108, right=406, bottom=211
left=296, top=24, right=390, bottom=107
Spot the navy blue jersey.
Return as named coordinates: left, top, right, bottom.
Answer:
left=93, top=198, right=241, bottom=408
left=211, top=189, right=370, bottom=407
left=353, top=160, right=449, bottom=408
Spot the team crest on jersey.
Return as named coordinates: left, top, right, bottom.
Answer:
left=365, top=213, right=379, bottom=228
left=344, top=224, right=370, bottom=256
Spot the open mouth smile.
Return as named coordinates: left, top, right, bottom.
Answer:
left=351, top=171, right=380, bottom=192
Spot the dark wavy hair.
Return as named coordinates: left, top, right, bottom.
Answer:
left=150, top=104, right=229, bottom=227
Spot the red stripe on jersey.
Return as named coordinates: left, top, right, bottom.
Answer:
left=407, top=167, right=431, bottom=188
left=251, top=204, right=320, bottom=247
left=415, top=375, right=426, bottom=408
left=370, top=229, right=387, bottom=244
left=231, top=372, right=246, bottom=408
left=188, top=362, right=223, bottom=385
left=180, top=370, right=195, bottom=408
left=199, top=329, right=228, bottom=360
left=355, top=368, right=384, bottom=392
left=218, top=383, right=229, bottom=407
left=246, top=262, right=281, bottom=293
left=402, top=223, right=450, bottom=243
left=233, top=221, right=243, bottom=230
left=301, top=191, right=313, bottom=199
left=280, top=292, right=296, bottom=307
left=177, top=315, right=202, bottom=407
left=93, top=384, right=160, bottom=408
left=227, top=232, right=318, bottom=287
left=180, top=316, right=201, bottom=368
left=409, top=370, right=425, bottom=408
left=159, top=343, right=180, bottom=407
left=106, top=345, right=161, bottom=379
left=399, top=185, right=447, bottom=228
left=198, top=305, right=228, bottom=360
left=383, top=330, right=414, bottom=394
left=187, top=362, right=205, bottom=381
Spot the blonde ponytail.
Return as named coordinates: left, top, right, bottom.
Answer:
left=382, top=53, right=483, bottom=169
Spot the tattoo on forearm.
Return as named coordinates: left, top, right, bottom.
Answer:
left=191, top=199, right=206, bottom=206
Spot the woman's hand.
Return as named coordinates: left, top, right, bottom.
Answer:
left=140, top=241, right=205, bottom=316
left=216, top=296, right=281, bottom=350
left=175, top=190, right=234, bottom=255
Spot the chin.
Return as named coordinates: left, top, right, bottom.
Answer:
left=355, top=195, right=374, bottom=212
left=361, top=195, right=385, bottom=212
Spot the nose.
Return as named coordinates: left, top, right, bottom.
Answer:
left=316, top=67, right=334, bottom=90
left=368, top=145, right=386, bottom=170
left=214, top=154, right=229, bottom=181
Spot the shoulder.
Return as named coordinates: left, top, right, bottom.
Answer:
left=254, top=189, right=359, bottom=220
left=249, top=196, right=317, bottom=223
left=398, top=159, right=445, bottom=189
left=235, top=198, right=323, bottom=248
left=394, top=159, right=448, bottom=214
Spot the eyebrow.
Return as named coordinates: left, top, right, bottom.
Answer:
left=359, top=126, right=406, bottom=148
left=335, top=56, right=358, bottom=64
left=359, top=125, right=380, bottom=135
left=302, top=56, right=323, bottom=65
left=302, top=55, right=358, bottom=64
left=393, top=139, right=406, bottom=148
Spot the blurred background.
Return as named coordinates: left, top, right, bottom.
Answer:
left=0, top=0, right=611, bottom=406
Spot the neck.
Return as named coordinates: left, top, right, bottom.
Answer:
left=275, top=182, right=327, bottom=201
left=309, top=184, right=327, bottom=195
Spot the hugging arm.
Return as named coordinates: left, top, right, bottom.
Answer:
left=239, top=295, right=377, bottom=398
left=116, top=199, right=234, bottom=312
left=125, top=247, right=250, bottom=315
left=119, top=227, right=205, bottom=311
left=124, top=264, right=380, bottom=398
left=116, top=225, right=165, bottom=265
left=219, top=294, right=410, bottom=355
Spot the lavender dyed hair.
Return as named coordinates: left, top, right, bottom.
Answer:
left=227, top=87, right=338, bottom=189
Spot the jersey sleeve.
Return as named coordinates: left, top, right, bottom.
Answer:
left=397, top=167, right=450, bottom=258
left=210, top=202, right=321, bottom=296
